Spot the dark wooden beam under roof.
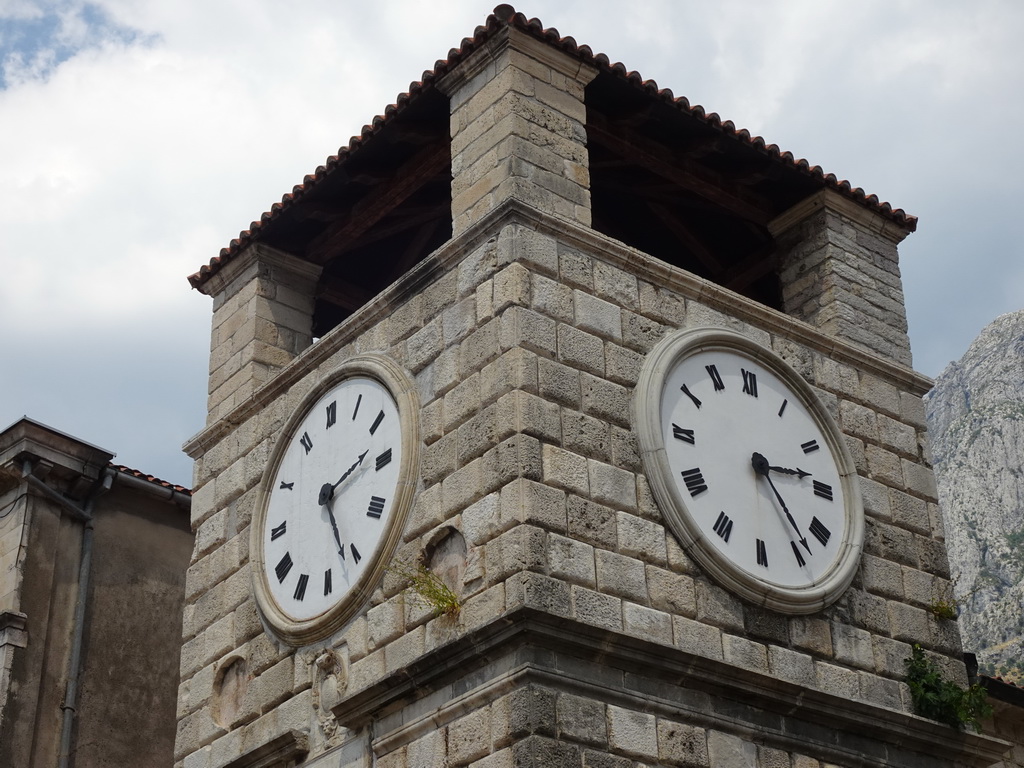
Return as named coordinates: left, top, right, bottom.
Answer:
left=336, top=206, right=447, bottom=252
left=720, top=243, right=778, bottom=294
left=387, top=218, right=444, bottom=283
left=648, top=202, right=724, bottom=274
left=305, top=139, right=450, bottom=265
left=317, top=282, right=375, bottom=314
left=587, top=112, right=775, bottom=227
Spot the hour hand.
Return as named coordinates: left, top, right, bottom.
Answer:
left=319, top=450, right=369, bottom=505
left=768, top=464, right=812, bottom=479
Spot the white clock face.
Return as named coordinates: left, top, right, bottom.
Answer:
left=252, top=356, right=418, bottom=644
left=635, top=329, right=863, bottom=613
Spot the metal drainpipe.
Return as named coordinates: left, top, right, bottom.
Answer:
left=22, top=461, right=114, bottom=768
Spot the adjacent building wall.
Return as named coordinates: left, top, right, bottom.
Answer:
left=0, top=419, right=193, bottom=768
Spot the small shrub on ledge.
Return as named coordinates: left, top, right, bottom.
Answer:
left=389, top=560, right=461, bottom=619
left=928, top=597, right=959, bottom=620
left=905, top=644, right=991, bottom=732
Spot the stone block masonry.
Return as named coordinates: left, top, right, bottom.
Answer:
left=202, top=244, right=321, bottom=424
left=177, top=10, right=1004, bottom=764
left=177, top=200, right=1006, bottom=767
left=773, top=190, right=914, bottom=368
left=440, top=26, right=598, bottom=237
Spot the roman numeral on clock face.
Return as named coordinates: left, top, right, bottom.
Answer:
left=791, top=541, right=806, bottom=567
left=801, top=440, right=819, bottom=454
left=369, top=410, right=385, bottom=435
left=275, top=552, right=293, bottom=583
left=680, top=384, right=702, bottom=409
left=352, top=393, right=362, bottom=420
left=326, top=401, right=337, bottom=429
left=293, top=573, right=309, bottom=601
left=279, top=481, right=294, bottom=490
left=270, top=521, right=287, bottom=541
left=299, top=432, right=313, bottom=454
left=712, top=511, right=733, bottom=542
left=351, top=544, right=362, bottom=564
left=367, top=496, right=386, bottom=519
left=681, top=468, right=707, bottom=497
left=706, top=364, right=725, bottom=391
left=324, top=568, right=332, bottom=596
left=756, top=539, right=768, bottom=568
left=672, top=424, right=695, bottom=444
left=778, top=399, right=788, bottom=417
left=742, top=369, right=758, bottom=397
left=813, top=481, right=833, bottom=501
left=810, top=516, right=831, bottom=546
left=376, top=448, right=392, bottom=471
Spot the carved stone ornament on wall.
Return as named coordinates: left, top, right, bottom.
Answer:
left=311, top=647, right=348, bottom=746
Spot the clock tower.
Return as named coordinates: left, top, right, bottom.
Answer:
left=176, top=6, right=1010, bottom=767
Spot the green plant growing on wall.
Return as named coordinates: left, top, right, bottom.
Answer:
left=905, top=644, right=991, bottom=732
left=927, top=597, right=958, bottom=620
left=389, top=560, right=461, bottom=619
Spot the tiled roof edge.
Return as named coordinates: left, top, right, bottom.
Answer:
left=111, top=463, right=192, bottom=496
left=188, top=3, right=916, bottom=290
left=980, top=674, right=1024, bottom=707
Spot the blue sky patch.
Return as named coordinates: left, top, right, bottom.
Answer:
left=0, top=2, right=147, bottom=88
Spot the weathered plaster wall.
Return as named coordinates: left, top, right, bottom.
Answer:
left=0, top=453, right=192, bottom=768
left=0, top=494, right=82, bottom=768
left=987, top=698, right=1024, bottom=768
left=73, top=487, right=194, bottom=767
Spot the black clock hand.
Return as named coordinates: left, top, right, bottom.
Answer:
left=318, top=450, right=369, bottom=506
left=767, top=464, right=812, bottom=479
left=323, top=501, right=345, bottom=559
left=752, top=452, right=811, bottom=554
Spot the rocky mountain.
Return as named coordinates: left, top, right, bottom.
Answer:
left=925, top=309, right=1024, bottom=683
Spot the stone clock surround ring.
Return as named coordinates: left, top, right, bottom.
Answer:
left=250, top=354, right=421, bottom=647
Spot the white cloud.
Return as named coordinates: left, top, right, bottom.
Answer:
left=1, top=0, right=1023, bottom=484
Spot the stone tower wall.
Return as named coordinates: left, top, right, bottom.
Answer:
left=177, top=205, right=980, bottom=767
left=176, top=11, right=1005, bottom=768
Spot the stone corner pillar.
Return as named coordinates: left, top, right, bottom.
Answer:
left=202, top=244, right=322, bottom=422
left=771, top=189, right=915, bottom=367
left=439, top=25, right=599, bottom=236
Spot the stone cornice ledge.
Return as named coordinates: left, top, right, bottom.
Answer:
left=186, top=198, right=932, bottom=457
left=219, top=729, right=308, bottom=768
left=0, top=611, right=28, bottom=648
left=332, top=608, right=1008, bottom=768
left=768, top=189, right=913, bottom=244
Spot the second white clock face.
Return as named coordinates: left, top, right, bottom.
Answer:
left=262, top=375, right=403, bottom=622
left=661, top=348, right=844, bottom=588
left=636, top=328, right=863, bottom=613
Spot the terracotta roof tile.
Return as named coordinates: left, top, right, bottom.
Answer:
left=111, top=463, right=191, bottom=495
left=189, top=3, right=916, bottom=289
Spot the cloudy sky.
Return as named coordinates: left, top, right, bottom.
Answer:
left=2, top=1, right=1021, bottom=488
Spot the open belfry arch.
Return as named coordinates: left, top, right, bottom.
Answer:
left=180, top=6, right=1010, bottom=768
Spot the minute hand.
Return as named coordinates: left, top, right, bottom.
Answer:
left=324, top=503, right=344, bottom=558
left=752, top=452, right=810, bottom=553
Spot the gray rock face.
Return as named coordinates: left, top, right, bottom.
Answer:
left=925, top=310, right=1024, bottom=682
